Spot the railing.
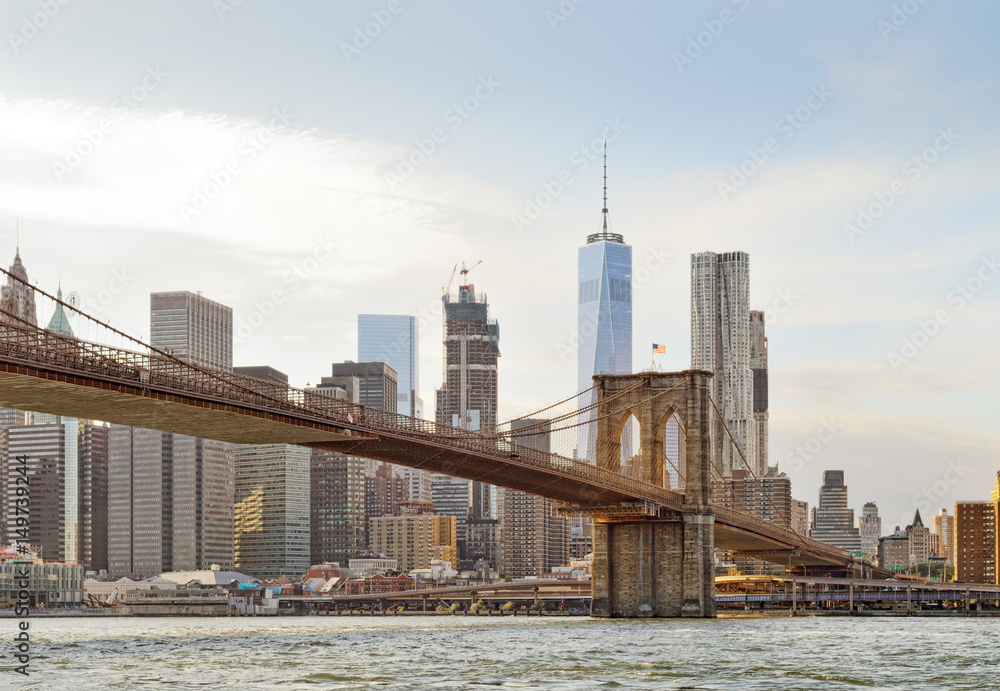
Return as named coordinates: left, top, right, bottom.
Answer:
left=0, top=321, right=854, bottom=562
left=0, top=322, right=680, bottom=507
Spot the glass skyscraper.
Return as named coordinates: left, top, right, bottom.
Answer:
left=576, top=171, right=632, bottom=462
left=358, top=314, right=421, bottom=418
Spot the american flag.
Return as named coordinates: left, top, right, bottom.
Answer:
left=652, top=343, right=666, bottom=354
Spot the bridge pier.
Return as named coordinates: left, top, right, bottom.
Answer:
left=592, top=510, right=715, bottom=618
left=590, top=371, right=717, bottom=619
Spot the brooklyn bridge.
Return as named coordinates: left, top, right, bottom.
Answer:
left=0, top=273, right=884, bottom=618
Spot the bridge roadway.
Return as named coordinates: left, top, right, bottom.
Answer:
left=0, top=324, right=870, bottom=571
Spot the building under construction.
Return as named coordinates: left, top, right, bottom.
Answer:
left=435, top=279, right=500, bottom=433
left=435, top=270, right=500, bottom=525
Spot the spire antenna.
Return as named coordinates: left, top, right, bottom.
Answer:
left=602, top=138, right=608, bottom=214
left=601, top=138, right=609, bottom=232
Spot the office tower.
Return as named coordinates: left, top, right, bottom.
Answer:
left=358, top=314, right=422, bottom=417
left=326, top=361, right=398, bottom=411
left=691, top=251, right=756, bottom=476
left=857, top=502, right=881, bottom=559
left=808, top=470, right=862, bottom=552
left=109, top=292, right=235, bottom=577
left=369, top=509, right=457, bottom=572
left=309, top=449, right=365, bottom=567
left=791, top=499, right=810, bottom=535
left=749, top=310, right=768, bottom=474
left=501, top=419, right=569, bottom=579
left=933, top=508, right=956, bottom=565
left=234, top=444, right=310, bottom=579
left=577, top=150, right=632, bottom=462
left=233, top=366, right=288, bottom=385
left=232, top=367, right=310, bottom=578
left=435, top=275, right=500, bottom=520
left=2, top=418, right=108, bottom=570
left=150, top=291, right=233, bottom=370
left=431, top=475, right=472, bottom=555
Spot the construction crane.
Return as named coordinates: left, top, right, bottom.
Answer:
left=443, top=263, right=458, bottom=295
left=459, top=260, right=482, bottom=286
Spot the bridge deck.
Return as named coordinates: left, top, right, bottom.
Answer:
left=0, top=325, right=865, bottom=571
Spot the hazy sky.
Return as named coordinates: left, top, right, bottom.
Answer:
left=2, top=0, right=998, bottom=528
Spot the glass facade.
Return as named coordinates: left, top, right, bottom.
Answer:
left=577, top=236, right=632, bottom=462
left=234, top=444, right=311, bottom=580
left=358, top=314, right=421, bottom=417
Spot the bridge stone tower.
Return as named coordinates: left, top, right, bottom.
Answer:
left=589, top=370, right=716, bottom=618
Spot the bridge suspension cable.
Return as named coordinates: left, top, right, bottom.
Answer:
left=707, top=395, right=791, bottom=530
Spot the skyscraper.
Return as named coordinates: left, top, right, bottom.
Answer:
left=358, top=314, right=422, bottom=418
left=577, top=147, right=632, bottom=462
left=932, top=508, right=956, bottom=566
left=808, top=470, right=862, bottom=552
left=235, top=444, right=311, bottom=579
left=326, top=361, right=398, bottom=411
left=749, top=310, right=768, bottom=474
left=435, top=274, right=499, bottom=520
left=109, top=291, right=235, bottom=576
left=857, top=502, right=882, bottom=559
left=431, top=474, right=472, bottom=555
left=501, top=419, right=569, bottom=579
left=691, top=251, right=756, bottom=476
left=0, top=248, right=36, bottom=444
left=150, top=291, right=233, bottom=371
left=2, top=417, right=108, bottom=571
left=0, top=246, right=37, bottom=327
left=232, top=365, right=309, bottom=580
left=310, top=449, right=366, bottom=566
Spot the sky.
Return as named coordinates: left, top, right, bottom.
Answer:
left=1, top=0, right=998, bottom=529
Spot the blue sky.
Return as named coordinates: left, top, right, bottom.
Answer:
left=1, top=0, right=998, bottom=527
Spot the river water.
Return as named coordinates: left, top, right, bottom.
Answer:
left=5, top=615, right=999, bottom=689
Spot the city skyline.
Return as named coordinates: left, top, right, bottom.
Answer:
left=0, top=1, right=997, bottom=534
